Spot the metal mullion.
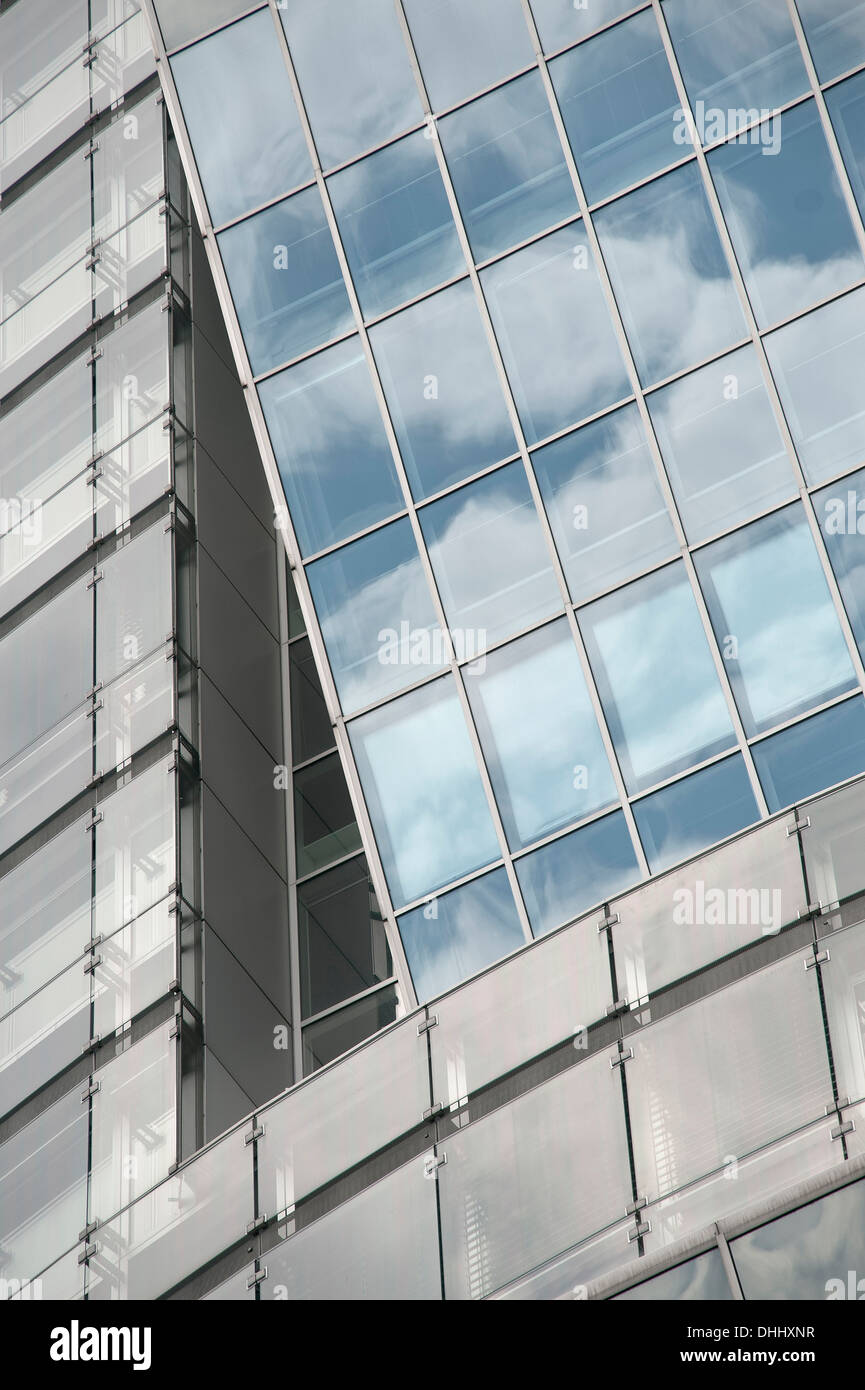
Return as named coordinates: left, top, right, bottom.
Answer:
left=746, top=688, right=864, bottom=747
left=300, top=976, right=399, bottom=1030
left=211, top=177, right=318, bottom=234
left=755, top=275, right=865, bottom=338
left=162, top=2, right=267, bottom=57
left=293, top=845, right=366, bottom=888
left=250, top=325, right=359, bottom=383
left=297, top=507, right=410, bottom=566
left=536, top=2, right=652, bottom=63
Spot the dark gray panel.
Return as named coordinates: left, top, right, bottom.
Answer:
left=192, top=325, right=274, bottom=528
left=196, top=446, right=279, bottom=637
left=199, top=674, right=286, bottom=875
left=203, top=927, right=292, bottom=1106
left=203, top=1045, right=255, bottom=1146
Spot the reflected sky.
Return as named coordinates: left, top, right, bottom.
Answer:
left=529, top=0, right=638, bottom=52
left=795, top=0, right=865, bottom=82
left=826, top=69, right=865, bottom=224
left=633, top=753, right=758, bottom=873
left=403, top=0, right=535, bottom=111
left=398, top=867, right=525, bottom=1002
left=817, top=464, right=865, bottom=657
left=516, top=809, right=640, bottom=936
left=731, top=1176, right=865, bottom=1299
left=753, top=697, right=865, bottom=813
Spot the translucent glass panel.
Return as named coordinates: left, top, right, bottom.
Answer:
left=0, top=582, right=92, bottom=769
left=579, top=562, right=734, bottom=793
left=370, top=279, right=517, bottom=500
left=258, top=1014, right=429, bottom=1212
left=818, top=922, right=865, bottom=1105
left=280, top=0, right=420, bottom=169
left=731, top=1178, right=865, bottom=1300
left=97, top=522, right=173, bottom=685
left=328, top=131, right=464, bottom=320
left=492, top=1217, right=637, bottom=1299
left=288, top=637, right=333, bottom=763
left=796, top=0, right=865, bottom=82
left=403, top=0, right=535, bottom=111
left=398, top=867, right=525, bottom=1002
left=628, top=953, right=832, bottom=1204
left=440, top=71, right=577, bottom=262
left=92, top=94, right=164, bottom=237
left=695, top=507, right=856, bottom=737
left=439, top=1051, right=633, bottom=1299
left=93, top=758, right=176, bottom=936
left=529, top=0, right=639, bottom=51
left=0, top=1090, right=88, bottom=1284
left=516, top=809, right=641, bottom=935
left=595, top=161, right=746, bottom=385
left=633, top=754, right=759, bottom=873
left=92, top=899, right=175, bottom=1036
left=153, top=0, right=253, bottom=51
left=482, top=223, right=630, bottom=444
left=615, top=1249, right=732, bottom=1301
left=551, top=9, right=682, bottom=205
left=0, top=709, right=93, bottom=859
left=95, top=647, right=174, bottom=769
left=219, top=187, right=353, bottom=374
left=260, top=338, right=404, bottom=558
left=297, top=855, right=390, bottom=1017
left=753, top=697, right=865, bottom=813
left=0, top=959, right=91, bottom=1115
left=611, top=814, right=804, bottom=1003
left=766, top=286, right=865, bottom=488
left=171, top=10, right=310, bottom=227
left=90, top=1023, right=176, bottom=1222
left=0, top=474, right=94, bottom=619
left=306, top=518, right=443, bottom=715
left=0, top=141, right=90, bottom=294
left=801, top=777, right=865, bottom=908
left=0, top=0, right=90, bottom=189
left=294, top=753, right=361, bottom=877
left=532, top=403, right=677, bottom=603
left=350, top=677, right=500, bottom=907
left=302, top=984, right=399, bottom=1073
left=94, top=301, right=170, bottom=453
left=0, top=355, right=91, bottom=508
left=709, top=101, right=864, bottom=330
left=419, top=463, right=562, bottom=649
left=648, top=345, right=794, bottom=544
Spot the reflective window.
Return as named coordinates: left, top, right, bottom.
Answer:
left=306, top=518, right=444, bottom=715
left=595, top=161, right=746, bottom=385
left=579, top=562, right=734, bottom=793
left=289, top=637, right=334, bottom=763
left=280, top=0, right=421, bottom=169
left=302, top=985, right=399, bottom=1074
left=399, top=867, right=525, bottom=1002
left=0, top=582, right=92, bottom=769
left=647, top=344, right=794, bottom=544
left=516, top=809, right=640, bottom=935
left=403, top=0, right=535, bottom=111
left=532, top=403, right=676, bottom=603
left=419, top=463, right=562, bottom=651
left=695, top=506, right=856, bottom=738
left=708, top=101, right=864, bottom=330
left=369, top=279, right=516, bottom=500
left=731, top=1177, right=865, bottom=1299
left=328, top=131, right=464, bottom=319
left=467, top=619, right=617, bottom=849
left=796, top=0, right=865, bottom=82
left=218, top=187, right=353, bottom=374
left=818, top=467, right=865, bottom=658
left=440, top=71, right=577, bottom=262
left=633, top=754, right=759, bottom=873
left=153, top=0, right=253, bottom=51
left=297, top=856, right=391, bottom=1018
left=294, top=752, right=361, bottom=876
left=615, top=1249, right=733, bottom=1300
left=171, top=11, right=310, bottom=227
left=826, top=70, right=865, bottom=224
left=482, top=223, right=630, bottom=444
left=752, top=698, right=865, bottom=813
left=551, top=9, right=682, bottom=205
left=259, top=338, right=404, bottom=557
left=350, top=677, right=501, bottom=907
left=529, top=0, right=639, bottom=51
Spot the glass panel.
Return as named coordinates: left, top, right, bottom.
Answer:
left=280, top=0, right=421, bottom=169
left=708, top=101, right=864, bottom=330
left=218, top=188, right=353, bottom=374
left=369, top=279, right=517, bottom=500
left=801, top=778, right=865, bottom=908
left=828, top=71, right=865, bottom=229
left=403, top=0, right=535, bottom=110
left=731, top=1178, right=865, bottom=1300
left=633, top=755, right=759, bottom=874
left=532, top=403, right=677, bottom=603
left=467, top=619, right=617, bottom=849
left=0, top=961, right=91, bottom=1116
left=92, top=202, right=168, bottom=320
left=90, top=1023, right=176, bottom=1223
left=0, top=147, right=90, bottom=321
left=0, top=709, right=93, bottom=859
left=0, top=581, right=92, bottom=768
left=0, top=259, right=92, bottom=401
left=301, top=985, right=399, bottom=1074
left=529, top=0, right=639, bottom=52
left=94, top=300, right=170, bottom=455
left=818, top=469, right=865, bottom=657
left=551, top=8, right=682, bottom=204
left=92, top=95, right=164, bottom=240
left=259, top=338, right=404, bottom=558
left=0, top=473, right=94, bottom=618
left=398, top=866, right=526, bottom=1002
left=796, top=0, right=865, bottom=82
left=297, top=855, right=390, bottom=1017
left=628, top=953, right=832, bottom=1203
left=817, top=920, right=865, bottom=1105
left=440, top=70, right=578, bottom=262
left=328, top=131, right=464, bottom=319
left=306, top=518, right=444, bottom=715
left=0, top=0, right=87, bottom=120
left=90, top=9, right=153, bottom=111
left=95, top=647, right=175, bottom=769
left=419, top=463, right=562, bottom=650
left=8, top=1245, right=84, bottom=1301
left=753, top=699, right=865, bottom=814
left=428, top=897, right=612, bottom=1101
left=153, top=0, right=253, bottom=51
left=349, top=677, right=501, bottom=907
left=492, top=1218, right=638, bottom=1300
left=294, top=753, right=361, bottom=877
left=594, top=161, right=747, bottom=385
left=612, top=812, right=804, bottom=1003
left=579, top=562, right=734, bottom=793
left=258, top=1013, right=429, bottom=1210
left=615, top=1249, right=732, bottom=1300
left=94, top=418, right=172, bottom=536
left=93, top=759, right=176, bottom=938
left=172, top=11, right=310, bottom=227
left=260, top=1157, right=440, bottom=1300
left=695, top=506, right=856, bottom=738
left=202, top=1265, right=254, bottom=1301
left=482, top=222, right=630, bottom=444
left=0, top=1090, right=88, bottom=1285
left=0, top=353, right=91, bottom=506
left=97, top=523, right=173, bottom=687
left=516, top=809, right=641, bottom=935
left=289, top=637, right=334, bottom=764
left=439, top=1050, right=633, bottom=1299
left=92, top=899, right=175, bottom=1037
left=648, top=344, right=794, bottom=544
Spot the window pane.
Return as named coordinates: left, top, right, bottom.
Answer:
left=800, top=778, right=865, bottom=908
left=615, top=1249, right=732, bottom=1300
left=440, top=70, right=577, bottom=262
left=289, top=637, right=334, bottom=764
left=92, top=94, right=164, bottom=237
left=218, top=187, right=353, bottom=374
left=0, top=474, right=93, bottom=619
left=0, top=960, right=91, bottom=1115
left=92, top=899, right=175, bottom=1037
left=403, top=0, right=535, bottom=111
left=97, top=522, right=173, bottom=686
left=0, top=1090, right=88, bottom=1285
left=350, top=677, right=500, bottom=907
left=818, top=467, right=865, bottom=658
left=302, top=985, right=399, bottom=1073
left=695, top=507, right=856, bottom=737
left=551, top=9, right=682, bottom=205
left=482, top=223, right=630, bottom=444
left=533, top=403, right=677, bottom=603
left=467, top=619, right=617, bottom=849
left=419, top=462, right=562, bottom=650
left=90, top=1022, right=176, bottom=1221
left=647, top=344, right=794, bottom=543
left=307, top=518, right=445, bottom=715
left=516, top=809, right=640, bottom=935
left=796, top=0, right=865, bottom=82
left=370, top=279, right=516, bottom=500
left=753, top=698, right=865, bottom=813
left=328, top=131, right=464, bottom=320
left=0, top=710, right=93, bottom=859
left=529, top=0, right=638, bottom=52
left=708, top=101, right=864, bottom=330
left=171, top=11, right=310, bottom=227
left=95, top=301, right=170, bottom=456
left=633, top=754, right=759, bottom=873
left=280, top=0, right=421, bottom=169
left=260, top=338, right=404, bottom=557
left=153, top=0, right=253, bottom=51
left=579, top=562, right=734, bottom=793
left=294, top=752, right=361, bottom=877
left=0, top=148, right=90, bottom=321
left=826, top=70, right=865, bottom=224
left=398, top=867, right=524, bottom=1002
left=732, top=1178, right=865, bottom=1300
left=0, top=354, right=91, bottom=506
left=297, top=855, right=390, bottom=1018
left=0, top=582, right=92, bottom=768
left=595, top=161, right=746, bottom=384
